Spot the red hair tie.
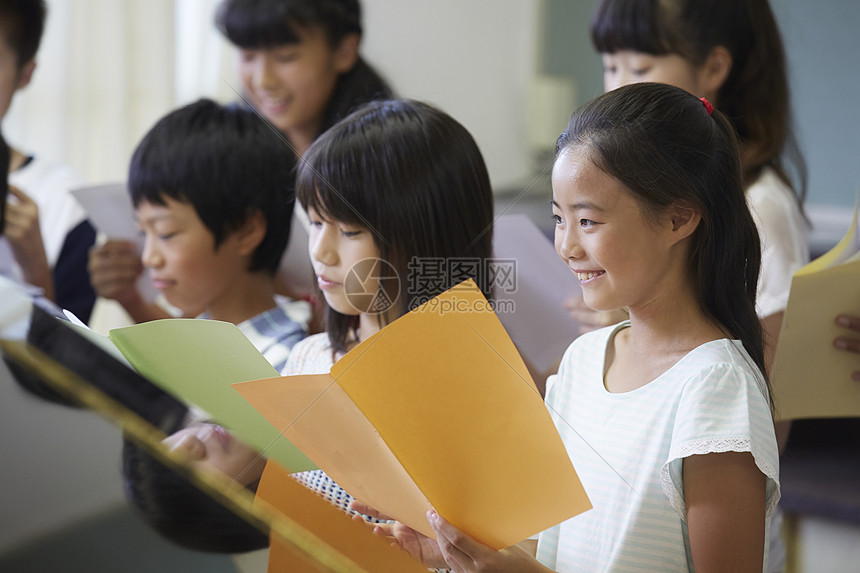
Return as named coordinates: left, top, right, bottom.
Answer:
left=699, top=97, right=714, bottom=116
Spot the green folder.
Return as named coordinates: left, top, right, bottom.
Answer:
left=110, top=318, right=316, bottom=472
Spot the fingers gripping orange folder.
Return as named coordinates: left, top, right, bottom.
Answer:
left=234, top=279, right=591, bottom=550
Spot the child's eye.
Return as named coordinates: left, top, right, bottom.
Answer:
left=239, top=50, right=259, bottom=63
left=341, top=229, right=362, bottom=238
left=579, top=219, right=596, bottom=228
left=271, top=47, right=300, bottom=64
left=274, top=53, right=298, bottom=64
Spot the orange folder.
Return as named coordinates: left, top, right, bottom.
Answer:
left=256, top=461, right=425, bottom=572
left=234, top=279, right=591, bottom=550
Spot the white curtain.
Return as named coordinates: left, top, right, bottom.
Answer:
left=175, top=0, right=239, bottom=106
left=4, top=0, right=237, bottom=186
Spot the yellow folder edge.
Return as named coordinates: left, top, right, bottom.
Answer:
left=798, top=198, right=859, bottom=275
left=771, top=199, right=860, bottom=420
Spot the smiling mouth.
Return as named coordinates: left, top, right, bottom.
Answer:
left=575, top=271, right=605, bottom=282
left=259, top=96, right=290, bottom=111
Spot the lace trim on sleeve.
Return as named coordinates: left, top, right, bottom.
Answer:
left=661, top=436, right=780, bottom=522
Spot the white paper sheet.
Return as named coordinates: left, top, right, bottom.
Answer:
left=71, top=183, right=159, bottom=302
left=71, top=183, right=136, bottom=239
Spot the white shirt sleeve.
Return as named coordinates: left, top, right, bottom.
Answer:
left=746, top=169, right=810, bottom=317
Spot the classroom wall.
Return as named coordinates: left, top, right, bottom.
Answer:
left=361, top=0, right=540, bottom=190
left=773, top=0, right=860, bottom=208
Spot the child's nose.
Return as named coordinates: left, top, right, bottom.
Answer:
left=310, top=226, right=338, bottom=266
left=253, top=56, right=278, bottom=91
left=557, top=229, right=585, bottom=261
left=140, top=235, right=163, bottom=269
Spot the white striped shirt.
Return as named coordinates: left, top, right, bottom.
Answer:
left=537, top=322, right=780, bottom=572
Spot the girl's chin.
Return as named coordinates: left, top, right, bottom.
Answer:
left=581, top=298, right=618, bottom=315
left=163, top=294, right=203, bottom=317
left=323, top=293, right=362, bottom=317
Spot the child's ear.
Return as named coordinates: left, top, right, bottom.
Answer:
left=235, top=211, right=267, bottom=256
left=668, top=202, right=701, bottom=243
left=16, top=59, right=36, bottom=90
left=699, top=46, right=732, bottom=99
left=333, top=33, right=360, bottom=74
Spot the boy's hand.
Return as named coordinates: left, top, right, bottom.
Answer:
left=834, top=314, right=860, bottom=381
left=88, top=239, right=144, bottom=306
left=4, top=185, right=53, bottom=298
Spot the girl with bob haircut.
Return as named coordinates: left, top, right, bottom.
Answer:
left=284, top=97, right=495, bottom=528
left=295, top=98, right=495, bottom=355
left=366, top=83, right=780, bottom=573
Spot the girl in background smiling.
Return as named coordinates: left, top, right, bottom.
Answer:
left=216, top=0, right=391, bottom=156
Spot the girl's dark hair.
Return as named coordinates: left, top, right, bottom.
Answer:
left=215, top=0, right=392, bottom=136
left=0, top=0, right=46, bottom=67
left=590, top=0, right=806, bottom=204
left=122, top=437, right=269, bottom=553
left=297, top=99, right=495, bottom=354
left=557, top=82, right=769, bottom=400
left=128, top=98, right=295, bottom=276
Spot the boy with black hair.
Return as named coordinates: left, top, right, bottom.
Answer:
left=0, top=0, right=97, bottom=321
left=120, top=98, right=308, bottom=371
left=117, top=99, right=309, bottom=566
